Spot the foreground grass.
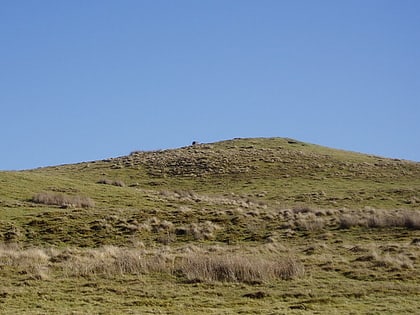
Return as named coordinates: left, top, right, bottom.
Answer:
left=0, top=238, right=419, bottom=314
left=1, top=273, right=419, bottom=314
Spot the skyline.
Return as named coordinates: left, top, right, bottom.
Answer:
left=1, top=1, right=419, bottom=170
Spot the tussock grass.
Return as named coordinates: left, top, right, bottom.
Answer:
left=339, top=214, right=360, bottom=229
left=338, top=209, right=420, bottom=230
left=356, top=249, right=414, bottom=270
left=62, top=246, right=171, bottom=277
left=402, top=211, right=420, bottom=229
left=0, top=243, right=50, bottom=279
left=0, top=244, right=304, bottom=283
left=97, top=178, right=125, bottom=187
left=295, top=213, right=325, bottom=232
left=179, top=253, right=304, bottom=283
left=32, top=192, right=95, bottom=208
left=135, top=217, right=221, bottom=241
left=180, top=221, right=221, bottom=240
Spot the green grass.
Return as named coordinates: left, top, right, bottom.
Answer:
left=0, top=137, right=419, bottom=313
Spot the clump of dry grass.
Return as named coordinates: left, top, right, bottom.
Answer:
left=338, top=209, right=420, bottom=230
left=295, top=213, right=325, bottom=232
left=32, top=192, right=95, bottom=208
left=137, top=217, right=221, bottom=241
left=338, top=214, right=360, bottom=229
left=179, top=221, right=221, bottom=240
left=178, top=253, right=304, bottom=283
left=292, top=206, right=314, bottom=215
left=149, top=218, right=174, bottom=233
left=401, top=211, right=420, bottom=229
left=61, top=246, right=172, bottom=277
left=97, top=178, right=125, bottom=187
left=0, top=244, right=50, bottom=280
left=0, top=243, right=305, bottom=284
left=356, top=250, right=413, bottom=270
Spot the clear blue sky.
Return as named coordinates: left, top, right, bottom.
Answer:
left=1, top=1, right=419, bottom=170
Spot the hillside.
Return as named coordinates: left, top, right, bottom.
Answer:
left=0, top=137, right=419, bottom=314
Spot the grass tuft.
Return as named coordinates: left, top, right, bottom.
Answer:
left=32, top=192, right=95, bottom=208
left=338, top=210, right=420, bottom=230
left=179, top=253, right=304, bottom=283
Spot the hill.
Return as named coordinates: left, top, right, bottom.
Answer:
left=0, top=137, right=419, bottom=314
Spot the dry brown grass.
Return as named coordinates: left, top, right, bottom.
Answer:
left=61, top=246, right=172, bottom=277
left=0, top=243, right=51, bottom=280
left=295, top=213, right=325, bottom=232
left=0, top=244, right=304, bottom=284
left=338, top=214, right=360, bottom=229
left=179, top=221, right=221, bottom=240
left=60, top=246, right=304, bottom=282
left=338, top=209, right=420, bottom=230
left=356, top=249, right=414, bottom=270
left=32, top=192, right=95, bottom=208
left=136, top=217, right=221, bottom=241
left=97, top=178, right=126, bottom=187
left=179, top=253, right=304, bottom=283
left=401, top=211, right=420, bottom=229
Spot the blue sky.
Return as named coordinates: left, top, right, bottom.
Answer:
left=1, top=1, right=419, bottom=170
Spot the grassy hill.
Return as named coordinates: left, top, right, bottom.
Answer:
left=0, top=137, right=419, bottom=314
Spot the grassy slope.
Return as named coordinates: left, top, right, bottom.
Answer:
left=0, top=137, right=419, bottom=314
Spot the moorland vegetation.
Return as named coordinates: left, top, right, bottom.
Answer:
left=0, top=138, right=419, bottom=314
